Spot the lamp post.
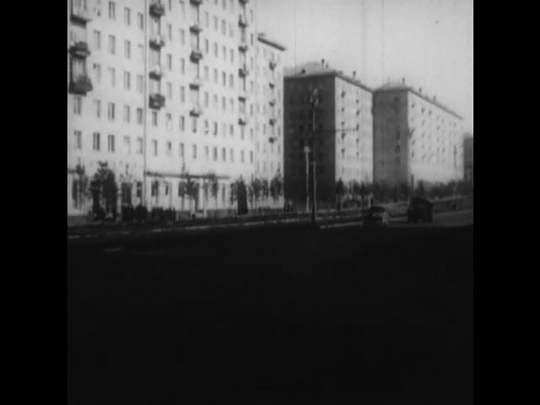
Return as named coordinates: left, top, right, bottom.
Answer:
left=407, top=128, right=416, bottom=204
left=304, top=145, right=310, bottom=212
left=309, top=89, right=319, bottom=225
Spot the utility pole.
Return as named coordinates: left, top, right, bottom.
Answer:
left=304, top=145, right=310, bottom=212
left=310, top=89, right=319, bottom=225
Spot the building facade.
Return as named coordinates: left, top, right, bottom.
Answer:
left=68, top=0, right=284, bottom=221
left=463, top=134, right=473, bottom=183
left=284, top=62, right=373, bottom=209
left=372, top=84, right=464, bottom=188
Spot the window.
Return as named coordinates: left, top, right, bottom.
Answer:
left=214, top=43, right=218, bottom=57
left=138, top=12, right=144, bottom=29
left=93, top=133, right=100, bottom=151
left=222, top=45, right=226, bottom=60
left=250, top=151, right=253, bottom=163
left=137, top=44, right=144, bottom=62
left=166, top=141, right=172, bottom=156
left=192, top=117, right=197, bottom=133
left=229, top=124, right=234, bottom=137
left=166, top=82, right=172, bottom=98
left=123, top=71, right=130, bottom=90
left=214, top=16, right=218, bottom=31
left=137, top=138, right=143, bottom=154
left=107, top=134, right=115, bottom=152
left=229, top=23, right=234, bottom=38
left=230, top=49, right=234, bottom=63
left=221, top=20, right=226, bottom=34
left=230, top=149, right=234, bottom=162
left=167, top=24, right=172, bottom=40
left=137, top=108, right=143, bottom=125
left=222, top=96, right=226, bottom=111
left=93, top=63, right=101, bottom=83
left=124, top=40, right=131, bottom=59
left=213, top=122, right=218, bottom=136
left=93, top=99, right=101, bottom=118
left=74, top=96, right=82, bottom=115
left=93, top=30, right=101, bottom=50
left=107, top=102, right=115, bottom=121
left=229, top=98, right=234, bottom=112
left=123, top=136, right=131, bottom=155
left=152, top=111, right=158, bottom=127
left=179, top=116, right=185, bottom=131
left=108, top=1, right=116, bottom=20
left=180, top=86, right=185, bottom=102
left=137, top=75, right=143, bottom=93
left=74, top=131, right=82, bottom=150
left=222, top=123, right=226, bottom=137
left=204, top=92, right=209, bottom=108
left=180, top=58, right=185, bottom=74
left=167, top=54, right=172, bottom=70
left=192, top=145, right=197, bottom=159
left=123, top=105, right=130, bottom=123
left=166, top=113, right=172, bottom=130
left=205, top=12, right=209, bottom=27
left=222, top=148, right=226, bottom=162
left=213, top=147, right=218, bottom=161
left=205, top=39, right=209, bottom=53
left=151, top=181, right=159, bottom=197
left=180, top=143, right=185, bottom=158
left=152, top=140, right=158, bottom=156
left=213, top=69, right=218, bottom=84
left=179, top=29, right=185, bottom=45
left=229, top=74, right=234, bottom=88
left=109, top=67, right=115, bottom=87
left=108, top=35, right=116, bottom=55
left=124, top=7, right=131, bottom=25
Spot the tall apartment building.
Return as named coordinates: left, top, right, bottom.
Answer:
left=284, top=62, right=373, bottom=209
left=463, top=134, right=473, bottom=183
left=372, top=83, right=464, bottom=188
left=68, top=0, right=285, bottom=221
left=253, top=34, right=285, bottom=207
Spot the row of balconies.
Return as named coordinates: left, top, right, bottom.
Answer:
left=69, top=41, right=90, bottom=58
left=70, top=6, right=92, bottom=24
left=69, top=75, right=93, bottom=95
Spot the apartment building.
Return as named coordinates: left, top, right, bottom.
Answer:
left=253, top=34, right=285, bottom=207
left=372, top=82, right=464, bottom=188
left=68, top=0, right=284, bottom=220
left=284, top=61, right=373, bottom=209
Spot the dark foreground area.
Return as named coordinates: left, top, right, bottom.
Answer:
left=68, top=224, right=473, bottom=404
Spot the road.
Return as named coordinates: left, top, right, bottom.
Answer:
left=68, top=213, right=473, bottom=404
left=392, top=209, right=473, bottom=228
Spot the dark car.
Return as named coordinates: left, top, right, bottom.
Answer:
left=407, top=197, right=433, bottom=223
left=363, top=205, right=390, bottom=227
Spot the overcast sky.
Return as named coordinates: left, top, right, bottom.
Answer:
left=255, top=0, right=473, bottom=134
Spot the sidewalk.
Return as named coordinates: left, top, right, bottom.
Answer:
left=68, top=211, right=367, bottom=242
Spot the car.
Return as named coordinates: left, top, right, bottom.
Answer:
left=407, top=196, right=434, bottom=223
left=363, top=205, right=390, bottom=227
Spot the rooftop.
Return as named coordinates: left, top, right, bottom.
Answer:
left=284, top=61, right=373, bottom=93
left=374, top=83, right=463, bottom=120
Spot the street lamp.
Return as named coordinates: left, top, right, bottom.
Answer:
left=309, top=89, right=319, bottom=225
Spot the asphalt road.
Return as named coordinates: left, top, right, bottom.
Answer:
left=68, top=219, right=473, bottom=404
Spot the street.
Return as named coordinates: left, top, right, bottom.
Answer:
left=68, top=210, right=473, bottom=404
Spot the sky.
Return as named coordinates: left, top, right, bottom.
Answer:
left=255, top=0, right=473, bottom=134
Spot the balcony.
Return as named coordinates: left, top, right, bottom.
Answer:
left=269, top=136, right=277, bottom=144
left=239, top=15, right=248, bottom=28
left=269, top=60, right=277, bottom=70
left=69, top=41, right=91, bottom=58
left=71, top=6, right=92, bottom=24
left=189, top=76, right=204, bottom=89
left=239, top=0, right=250, bottom=4
left=269, top=99, right=276, bottom=106
left=269, top=80, right=275, bottom=89
left=238, top=114, right=248, bottom=125
left=238, top=43, right=248, bottom=53
left=149, top=93, right=166, bottom=109
left=190, top=105, right=203, bottom=116
left=190, top=0, right=203, bottom=5
left=238, top=90, right=247, bottom=100
left=69, top=75, right=93, bottom=95
left=149, top=2, right=165, bottom=18
left=149, top=34, right=166, bottom=48
left=149, top=65, right=163, bottom=79
left=190, top=48, right=204, bottom=62
left=190, top=23, right=203, bottom=34
left=269, top=118, right=277, bottom=126
left=238, top=65, right=249, bottom=77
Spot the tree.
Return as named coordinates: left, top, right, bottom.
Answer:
left=250, top=177, right=263, bottom=208
left=89, top=162, right=118, bottom=218
left=72, top=164, right=89, bottom=210
left=270, top=173, right=284, bottom=201
left=261, top=179, right=270, bottom=202
left=208, top=172, right=219, bottom=208
left=335, top=178, right=346, bottom=203
left=178, top=180, right=187, bottom=211
left=416, top=180, right=426, bottom=198
left=185, top=174, right=198, bottom=212
left=399, top=182, right=410, bottom=201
